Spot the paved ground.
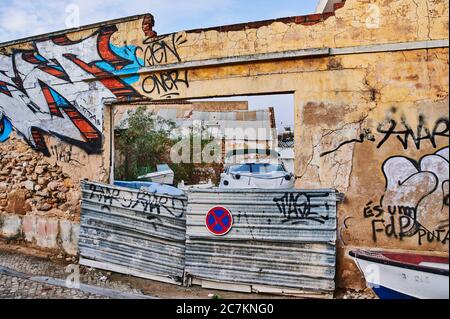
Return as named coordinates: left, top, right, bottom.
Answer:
left=0, top=242, right=377, bottom=299
left=0, top=243, right=154, bottom=299
left=0, top=273, right=105, bottom=299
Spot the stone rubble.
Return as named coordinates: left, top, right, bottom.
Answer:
left=0, top=136, right=80, bottom=222
left=335, top=288, right=378, bottom=300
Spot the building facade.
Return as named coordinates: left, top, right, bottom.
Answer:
left=0, top=0, right=448, bottom=289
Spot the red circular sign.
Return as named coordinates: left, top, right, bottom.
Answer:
left=205, top=206, right=233, bottom=236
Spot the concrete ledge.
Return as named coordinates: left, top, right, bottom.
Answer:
left=0, top=212, right=79, bottom=256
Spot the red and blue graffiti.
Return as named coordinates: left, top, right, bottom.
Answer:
left=0, top=114, right=12, bottom=142
left=0, top=24, right=144, bottom=156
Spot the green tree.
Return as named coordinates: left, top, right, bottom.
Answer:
left=114, top=106, right=223, bottom=185
left=115, top=106, right=176, bottom=181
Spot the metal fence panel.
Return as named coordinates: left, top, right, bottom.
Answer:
left=185, top=189, right=338, bottom=295
left=79, top=181, right=187, bottom=284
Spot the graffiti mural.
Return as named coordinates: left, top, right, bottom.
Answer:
left=363, top=147, right=449, bottom=246
left=0, top=25, right=143, bottom=156
left=0, top=26, right=191, bottom=156
left=0, top=114, right=12, bottom=142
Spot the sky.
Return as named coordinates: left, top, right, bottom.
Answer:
left=0, top=0, right=320, bottom=42
left=0, top=0, right=320, bottom=128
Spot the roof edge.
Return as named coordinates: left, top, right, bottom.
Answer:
left=0, top=13, right=154, bottom=48
left=176, top=1, right=346, bottom=34
left=316, top=0, right=345, bottom=13
left=1, top=1, right=347, bottom=48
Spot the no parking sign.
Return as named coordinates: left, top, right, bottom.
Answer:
left=205, top=206, right=233, bottom=236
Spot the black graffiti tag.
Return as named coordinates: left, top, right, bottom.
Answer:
left=89, top=184, right=120, bottom=205
left=377, top=116, right=449, bottom=150
left=320, top=116, right=449, bottom=157
left=141, top=70, right=189, bottom=98
left=136, top=33, right=189, bottom=99
left=88, top=184, right=186, bottom=218
left=138, top=33, right=186, bottom=67
left=273, top=192, right=331, bottom=224
left=363, top=200, right=449, bottom=246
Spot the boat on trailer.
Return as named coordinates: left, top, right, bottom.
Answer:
left=349, top=249, right=449, bottom=299
left=219, top=149, right=295, bottom=189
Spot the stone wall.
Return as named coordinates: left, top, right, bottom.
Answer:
left=0, top=135, right=80, bottom=220
left=0, top=213, right=79, bottom=256
left=0, top=134, right=80, bottom=255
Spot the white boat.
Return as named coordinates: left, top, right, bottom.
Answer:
left=137, top=164, right=174, bottom=185
left=219, top=149, right=295, bottom=189
left=350, top=249, right=449, bottom=299
left=178, top=179, right=215, bottom=190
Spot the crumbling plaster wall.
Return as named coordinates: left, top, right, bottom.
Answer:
left=136, top=0, right=448, bottom=65
left=295, top=49, right=449, bottom=289
left=138, top=0, right=447, bottom=290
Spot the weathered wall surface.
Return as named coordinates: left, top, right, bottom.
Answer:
left=0, top=0, right=448, bottom=291
left=296, top=49, right=449, bottom=288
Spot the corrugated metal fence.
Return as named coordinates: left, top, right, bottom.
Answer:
left=79, top=182, right=338, bottom=297
left=185, top=189, right=337, bottom=297
left=79, top=181, right=187, bottom=284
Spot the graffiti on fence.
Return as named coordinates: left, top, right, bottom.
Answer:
left=88, top=183, right=186, bottom=218
left=273, top=192, right=332, bottom=224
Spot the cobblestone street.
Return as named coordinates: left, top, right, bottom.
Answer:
left=0, top=243, right=152, bottom=299
left=0, top=242, right=377, bottom=300
left=0, top=273, right=105, bottom=299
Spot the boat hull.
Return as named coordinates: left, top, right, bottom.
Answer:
left=356, top=258, right=448, bottom=299
left=351, top=250, right=449, bottom=299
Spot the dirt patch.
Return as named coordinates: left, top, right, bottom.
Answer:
left=111, top=274, right=298, bottom=300
left=0, top=241, right=55, bottom=259
left=6, top=190, right=30, bottom=215
left=334, top=288, right=378, bottom=299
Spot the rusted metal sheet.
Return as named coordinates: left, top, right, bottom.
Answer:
left=79, top=181, right=187, bottom=284
left=185, top=189, right=338, bottom=296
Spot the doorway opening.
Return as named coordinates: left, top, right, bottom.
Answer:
left=112, top=93, right=295, bottom=188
